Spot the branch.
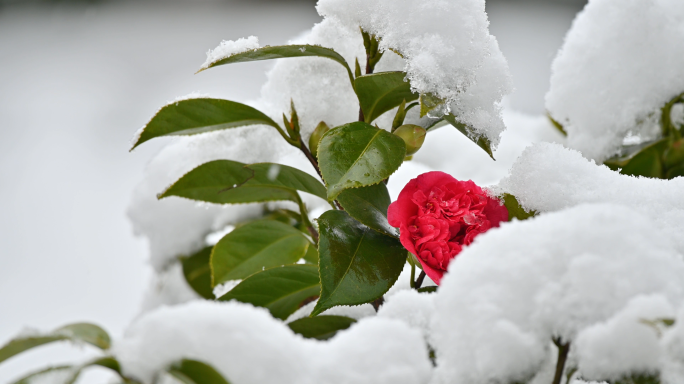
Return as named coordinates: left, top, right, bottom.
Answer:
left=414, top=271, right=426, bottom=289
left=552, top=337, right=571, bottom=384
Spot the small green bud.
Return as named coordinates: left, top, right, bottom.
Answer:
left=309, top=121, right=330, bottom=158
left=394, top=124, right=426, bottom=156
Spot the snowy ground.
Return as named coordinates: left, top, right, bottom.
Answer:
left=0, top=1, right=582, bottom=382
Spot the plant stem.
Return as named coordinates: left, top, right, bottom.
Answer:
left=410, top=263, right=416, bottom=289
left=298, top=141, right=323, bottom=180
left=552, top=337, right=570, bottom=384
left=414, top=271, right=426, bottom=289
left=294, top=193, right=319, bottom=244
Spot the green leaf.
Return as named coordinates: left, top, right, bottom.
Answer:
left=287, top=316, right=356, bottom=340
left=131, top=98, right=280, bottom=150
left=159, top=160, right=326, bottom=205
left=337, top=183, right=398, bottom=237
left=181, top=246, right=214, bottom=299
left=392, top=99, right=408, bottom=132
left=218, top=264, right=320, bottom=320
left=245, top=163, right=327, bottom=200
left=604, top=138, right=669, bottom=178
left=312, top=211, right=407, bottom=316
left=0, top=323, right=111, bottom=364
left=200, top=44, right=354, bottom=87
left=501, top=193, right=536, bottom=221
left=416, top=286, right=437, bottom=294
left=318, top=122, right=406, bottom=200
left=10, top=357, right=129, bottom=384
left=168, top=359, right=231, bottom=384
left=419, top=93, right=446, bottom=118
left=355, top=71, right=418, bottom=124
left=211, top=220, right=314, bottom=286
left=443, top=114, right=495, bottom=159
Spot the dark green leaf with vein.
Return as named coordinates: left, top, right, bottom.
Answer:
left=355, top=71, right=418, bottom=124
left=0, top=323, right=111, bottom=364
left=318, top=122, right=406, bottom=200
left=287, top=315, right=356, bottom=340
left=199, top=45, right=354, bottom=86
left=218, top=264, right=320, bottom=320
left=131, top=98, right=280, bottom=149
left=181, top=246, right=214, bottom=299
left=211, top=220, right=315, bottom=286
left=337, top=183, right=398, bottom=237
left=443, top=114, right=495, bottom=159
left=168, top=359, right=231, bottom=384
left=312, top=211, right=407, bottom=316
left=159, top=160, right=325, bottom=205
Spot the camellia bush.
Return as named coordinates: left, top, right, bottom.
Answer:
left=4, top=0, right=684, bottom=383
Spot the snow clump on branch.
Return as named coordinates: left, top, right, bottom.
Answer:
left=317, top=0, right=513, bottom=146
left=546, top=0, right=684, bottom=161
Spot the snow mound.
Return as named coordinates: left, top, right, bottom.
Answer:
left=317, top=0, right=512, bottom=146
left=430, top=204, right=684, bottom=384
left=114, top=301, right=432, bottom=384
left=546, top=0, right=684, bottom=161
left=495, top=142, right=684, bottom=254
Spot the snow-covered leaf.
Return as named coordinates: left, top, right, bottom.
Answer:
left=443, top=114, right=494, bottom=159
left=199, top=44, right=354, bottom=87
left=0, top=323, right=110, bottom=364
left=312, top=211, right=406, bottom=316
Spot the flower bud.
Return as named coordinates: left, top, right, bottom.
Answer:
left=393, top=124, right=426, bottom=156
left=309, top=121, right=330, bottom=158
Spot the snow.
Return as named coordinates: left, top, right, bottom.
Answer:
left=377, top=290, right=435, bottom=339
left=546, top=0, right=684, bottom=161
left=430, top=204, right=684, bottom=384
left=575, top=294, right=673, bottom=381
left=140, top=263, right=200, bottom=313
left=114, top=301, right=432, bottom=384
left=317, top=0, right=512, bottom=146
left=212, top=280, right=241, bottom=299
left=495, top=142, right=684, bottom=254
left=201, top=36, right=260, bottom=71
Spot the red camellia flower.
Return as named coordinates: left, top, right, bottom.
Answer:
left=387, top=171, right=509, bottom=285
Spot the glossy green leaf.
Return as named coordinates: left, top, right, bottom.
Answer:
left=501, top=193, right=536, bottom=221
left=218, top=264, right=320, bottom=320
left=0, top=323, right=110, bottom=364
left=312, top=211, right=407, bottom=316
left=354, top=71, right=418, bottom=124
left=392, top=99, right=408, bottom=132
left=159, top=160, right=292, bottom=204
left=159, top=160, right=326, bottom=205
left=211, top=220, right=314, bottom=286
left=200, top=44, right=354, bottom=86
left=131, top=98, right=280, bottom=150
left=318, top=122, right=406, bottom=200
left=168, top=359, right=231, bottom=384
left=287, top=316, right=356, bottom=340
left=443, top=114, right=495, bottom=159
left=245, top=163, right=327, bottom=200
left=337, top=183, right=398, bottom=237
left=181, top=246, right=214, bottom=299
left=604, top=138, right=669, bottom=178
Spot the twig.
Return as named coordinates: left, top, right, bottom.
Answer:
left=552, top=337, right=570, bottom=384
left=414, top=271, right=426, bottom=289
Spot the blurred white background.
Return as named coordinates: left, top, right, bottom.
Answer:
left=0, top=0, right=583, bottom=382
